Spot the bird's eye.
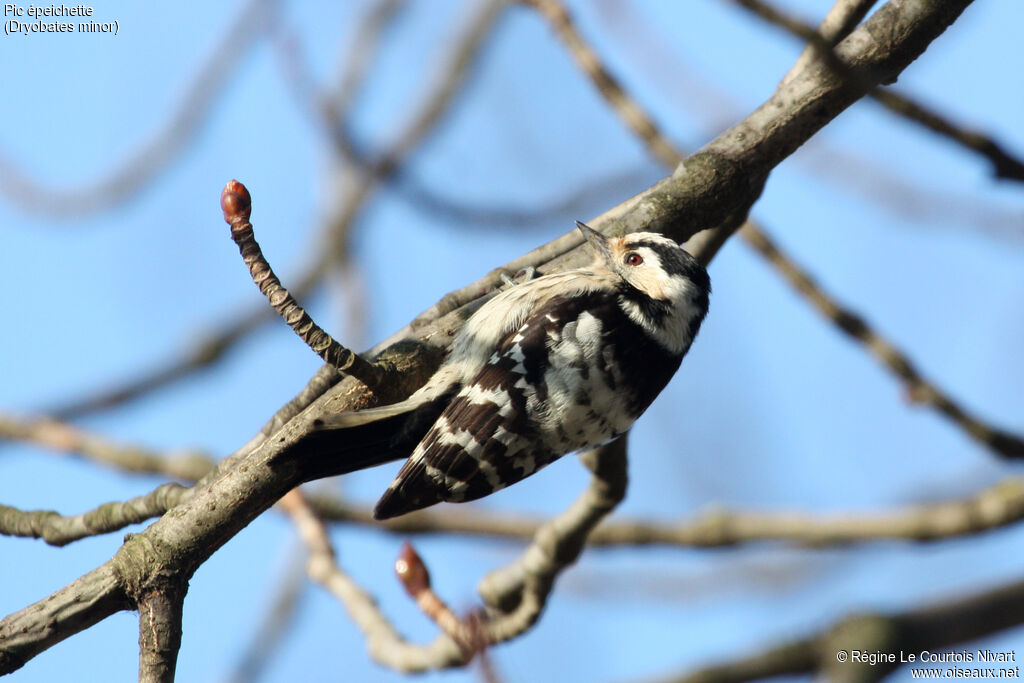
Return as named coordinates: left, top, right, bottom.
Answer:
left=624, top=252, right=643, bottom=266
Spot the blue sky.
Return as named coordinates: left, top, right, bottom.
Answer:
left=2, top=1, right=1023, bottom=681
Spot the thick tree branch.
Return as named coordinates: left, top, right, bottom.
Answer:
left=0, top=564, right=129, bottom=675
left=136, top=581, right=186, bottom=683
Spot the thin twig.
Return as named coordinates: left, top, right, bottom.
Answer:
left=0, top=412, right=215, bottom=481
left=477, top=439, right=627, bottom=631
left=741, top=224, right=1024, bottom=458
left=222, top=180, right=385, bottom=389
left=328, top=0, right=408, bottom=119
left=734, top=0, right=1024, bottom=182
left=522, top=0, right=680, bottom=168
left=869, top=88, right=1024, bottom=181
left=47, top=303, right=291, bottom=420
left=279, top=440, right=628, bottom=671
left=0, top=483, right=188, bottom=547
left=313, top=475, right=1024, bottom=548
left=276, top=489, right=467, bottom=671
left=780, top=0, right=878, bottom=86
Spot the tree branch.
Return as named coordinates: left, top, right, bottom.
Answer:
left=7, top=404, right=1024, bottom=549
left=0, top=483, right=188, bottom=547
left=0, top=564, right=129, bottom=675
left=277, top=489, right=467, bottom=671
left=281, top=439, right=628, bottom=672
left=0, top=412, right=214, bottom=481
left=740, top=224, right=1024, bottom=457
left=477, top=438, right=627, bottom=628
left=735, top=0, right=1024, bottom=182
left=136, top=580, right=186, bottom=683
left=314, top=475, right=1024, bottom=548
left=669, top=575, right=1024, bottom=682
left=222, top=180, right=387, bottom=389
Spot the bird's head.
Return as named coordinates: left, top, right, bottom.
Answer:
left=576, top=221, right=710, bottom=354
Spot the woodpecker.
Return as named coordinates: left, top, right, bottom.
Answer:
left=275, top=222, right=710, bottom=519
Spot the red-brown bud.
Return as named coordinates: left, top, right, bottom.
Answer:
left=395, top=541, right=430, bottom=597
left=221, top=179, right=252, bottom=223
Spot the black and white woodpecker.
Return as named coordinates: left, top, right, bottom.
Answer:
left=275, top=222, right=710, bottom=520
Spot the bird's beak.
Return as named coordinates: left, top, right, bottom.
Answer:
left=575, top=221, right=612, bottom=261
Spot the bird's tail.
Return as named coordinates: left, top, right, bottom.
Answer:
left=271, top=388, right=456, bottom=483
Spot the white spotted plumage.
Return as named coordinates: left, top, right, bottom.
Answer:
left=279, top=222, right=710, bottom=519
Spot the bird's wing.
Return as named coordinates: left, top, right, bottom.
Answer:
left=372, top=293, right=604, bottom=519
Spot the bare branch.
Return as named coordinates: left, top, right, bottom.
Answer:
left=280, top=439, right=627, bottom=673
left=668, top=575, right=1024, bottom=682
left=225, top=554, right=306, bottom=683
left=477, top=439, right=627, bottom=630
left=136, top=581, right=186, bottom=683
left=0, top=483, right=188, bottom=546
left=1, top=1, right=977, bottom=673
left=222, top=180, right=386, bottom=389
left=735, top=0, right=1024, bottom=182
left=328, top=0, right=408, bottom=118
left=741, top=224, right=1024, bottom=458
left=870, top=87, right=1024, bottom=181
left=276, top=489, right=467, bottom=671
left=313, top=475, right=1024, bottom=548
left=0, top=412, right=214, bottom=481
left=8, top=404, right=1022, bottom=549
left=522, top=0, right=681, bottom=168
left=385, top=165, right=658, bottom=230
left=395, top=542, right=486, bottom=658
left=48, top=306, right=287, bottom=420
left=781, top=0, right=879, bottom=85
left=0, top=564, right=129, bottom=675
